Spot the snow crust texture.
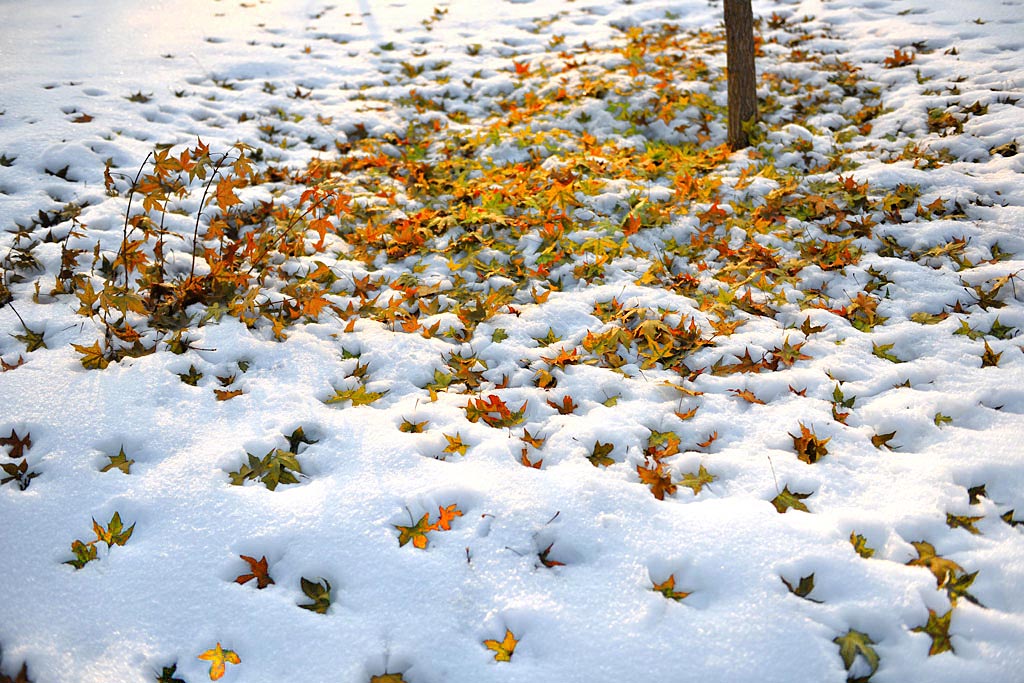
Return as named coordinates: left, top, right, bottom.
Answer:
left=1, top=0, right=1023, bottom=682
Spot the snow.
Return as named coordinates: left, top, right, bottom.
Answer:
left=1, top=0, right=1024, bottom=682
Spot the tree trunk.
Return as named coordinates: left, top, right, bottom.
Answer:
left=724, top=0, right=757, bottom=149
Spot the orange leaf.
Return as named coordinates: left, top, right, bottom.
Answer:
left=728, top=388, right=765, bottom=405
left=235, top=555, right=274, bottom=589
left=436, top=504, right=463, bottom=531
left=215, top=388, right=244, bottom=401
left=520, top=447, right=543, bottom=469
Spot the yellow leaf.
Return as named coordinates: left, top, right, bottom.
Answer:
left=483, top=628, right=518, bottom=662
left=198, top=643, right=240, bottom=681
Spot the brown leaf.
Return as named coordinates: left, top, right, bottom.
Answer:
left=0, top=429, right=32, bottom=459
left=235, top=554, right=274, bottom=589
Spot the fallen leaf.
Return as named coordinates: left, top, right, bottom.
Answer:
left=483, top=628, right=518, bottom=662
left=197, top=643, right=240, bottom=681
left=435, top=504, right=463, bottom=531
left=912, top=609, right=954, bottom=656
left=833, top=629, right=879, bottom=679
left=652, top=574, right=690, bottom=601
left=771, top=485, right=812, bottom=513
left=395, top=513, right=435, bottom=549
left=538, top=543, right=564, bottom=568
left=0, top=429, right=32, bottom=459
left=588, top=441, right=615, bottom=467
left=235, top=554, right=274, bottom=589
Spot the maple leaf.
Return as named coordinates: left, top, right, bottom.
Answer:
left=850, top=532, right=875, bottom=559
left=652, top=574, right=690, bottom=601
left=728, top=388, right=764, bottom=404
left=945, top=570, right=982, bottom=606
left=696, top=432, right=718, bottom=449
left=871, top=342, right=903, bottom=363
left=800, top=317, right=827, bottom=335
left=0, top=429, right=32, bottom=459
left=520, top=448, right=542, bottom=469
left=538, top=543, right=564, bottom=568
left=65, top=539, right=97, bottom=569
left=912, top=609, right=954, bottom=656
left=1002, top=509, right=1024, bottom=528
left=370, top=674, right=407, bottom=683
left=214, top=176, right=244, bottom=211
left=588, top=442, right=615, bottom=467
left=1, top=457, right=39, bottom=490
left=395, top=513, right=436, bottom=549
left=1, top=354, right=26, bottom=372
left=521, top=429, right=546, bottom=449
left=871, top=431, right=897, bottom=450
left=833, top=629, right=879, bottom=680
left=945, top=512, right=983, bottom=535
left=637, top=461, right=676, bottom=500
left=771, top=486, right=812, bottom=513
left=324, top=385, right=388, bottom=407
left=155, top=663, right=186, bottom=683
left=214, top=388, right=244, bottom=401
left=770, top=336, right=811, bottom=368
left=483, top=628, right=518, bottom=662
left=0, top=662, right=32, bottom=683
left=465, top=395, right=526, bottom=428
left=790, top=423, right=829, bottom=464
left=436, top=504, right=463, bottom=531
left=298, top=577, right=332, bottom=613
left=981, top=341, right=1001, bottom=367
left=678, top=464, right=715, bottom=495
left=399, top=418, right=428, bottom=433
left=72, top=341, right=110, bottom=370
left=235, top=555, right=274, bottom=589
left=907, top=541, right=962, bottom=587
left=197, top=643, right=240, bottom=681
left=443, top=433, right=468, bottom=456
left=178, top=365, right=203, bottom=386
left=546, top=395, right=578, bottom=415
left=967, top=484, right=986, bottom=505
left=781, top=573, right=817, bottom=600
left=101, top=447, right=134, bottom=474
left=285, top=426, right=316, bottom=453
left=12, top=324, right=46, bottom=352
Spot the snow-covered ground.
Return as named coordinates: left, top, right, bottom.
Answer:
left=1, top=0, right=1023, bottom=682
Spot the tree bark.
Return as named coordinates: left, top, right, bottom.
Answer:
left=724, top=0, right=757, bottom=149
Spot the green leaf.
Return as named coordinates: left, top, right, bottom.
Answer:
left=771, top=485, right=812, bottom=513
left=324, top=384, right=388, bottom=407
left=871, top=342, right=903, bottom=363
left=781, top=573, right=817, bottom=600
left=491, top=328, right=508, bottom=343
left=678, top=464, right=715, bottom=494
left=178, top=364, right=203, bottom=386
left=285, top=426, right=317, bottom=453
left=155, top=663, right=186, bottom=683
left=298, top=577, right=331, bottom=613
left=65, top=539, right=98, bottom=569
